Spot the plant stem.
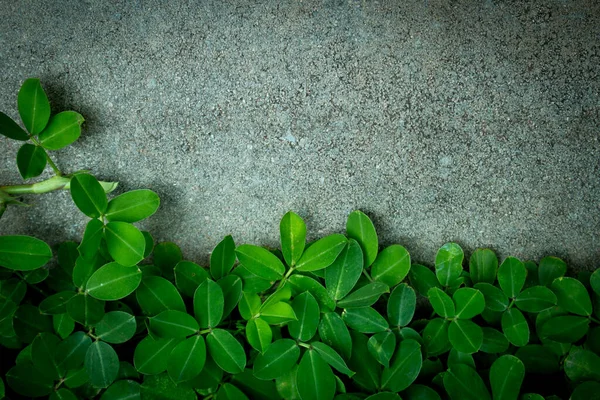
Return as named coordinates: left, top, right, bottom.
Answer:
left=29, top=136, right=62, bottom=176
left=1, top=175, right=118, bottom=195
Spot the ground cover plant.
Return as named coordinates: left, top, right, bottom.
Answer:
left=1, top=79, right=600, bottom=400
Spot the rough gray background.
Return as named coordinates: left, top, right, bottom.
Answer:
left=1, top=0, right=599, bottom=270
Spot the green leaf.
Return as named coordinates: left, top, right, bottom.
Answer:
left=86, top=262, right=142, bottom=300
left=217, top=383, right=249, bottom=400
left=230, top=369, right=279, bottom=399
left=539, top=315, right=590, bottom=343
left=238, top=292, right=261, bottom=320
left=0, top=111, right=28, bottom=140
left=346, top=210, right=378, bottom=267
left=448, top=319, right=483, bottom=354
left=288, top=291, right=320, bottom=341
left=473, top=283, right=509, bottom=312
left=564, top=347, right=600, bottom=382
left=261, top=284, right=292, bottom=309
left=141, top=372, right=196, bottom=399
left=380, top=339, right=422, bottom=392
left=100, top=380, right=141, bottom=400
left=435, top=243, right=464, bottom=287
left=50, top=388, right=78, bottom=400
left=39, top=291, right=76, bottom=314
left=296, top=234, right=348, bottom=272
left=66, top=294, right=105, bottom=326
left=387, top=283, right=416, bottom=328
left=325, top=239, right=363, bottom=301
left=497, top=257, right=527, bottom=298
left=104, top=222, right=145, bottom=267
left=480, top=327, right=509, bottom=354
left=94, top=311, right=136, bottom=344
left=572, top=381, right=600, bottom=400
left=6, top=363, right=54, bottom=397
left=514, top=285, right=557, bottom=313
left=423, top=318, right=450, bottom=357
left=105, top=189, right=160, bottom=223
left=38, top=111, right=84, bottom=150
left=32, top=332, right=63, bottom=380
left=280, top=211, right=306, bottom=267
left=149, top=310, right=199, bottom=338
left=489, top=355, right=525, bottom=400
left=18, top=78, right=50, bottom=135
left=63, top=366, right=89, bottom=389
left=53, top=313, right=75, bottom=339
left=77, top=218, right=104, bottom=261
left=85, top=341, right=119, bottom=388
left=514, top=345, right=559, bottom=374
left=469, top=248, right=498, bottom=285
left=342, top=307, right=388, bottom=333
left=501, top=308, right=529, bottom=347
left=12, top=304, right=51, bottom=343
left=55, top=331, right=91, bottom=370
left=538, top=256, right=567, bottom=287
left=403, top=384, right=442, bottom=400
left=276, top=365, right=300, bottom=400
left=447, top=348, right=475, bottom=369
left=443, top=364, right=491, bottom=400
left=287, top=274, right=336, bottom=312
left=427, top=287, right=455, bottom=318
left=174, top=261, right=209, bottom=297
left=260, top=301, right=297, bottom=325
left=218, top=275, right=243, bottom=318
left=297, top=349, right=336, bottom=400
left=551, top=277, right=592, bottom=316
left=318, top=311, right=353, bottom=360
left=312, top=341, right=354, bottom=376
left=153, top=242, right=182, bottom=279
left=337, top=282, right=389, bottom=309
left=348, top=331, right=381, bottom=392
left=370, top=245, right=410, bottom=287
left=206, top=328, right=246, bottom=374
left=246, top=317, right=272, bottom=353
left=235, top=244, right=285, bottom=280
left=453, top=288, right=485, bottom=319
left=210, top=235, right=236, bottom=280
left=136, top=276, right=185, bottom=316
left=367, top=331, right=396, bottom=368
left=134, top=335, right=179, bottom=375
left=167, top=335, right=206, bottom=383
left=70, top=173, right=108, bottom=218
left=233, top=265, right=272, bottom=294
left=193, top=279, right=224, bottom=329
left=16, top=143, right=46, bottom=179
left=409, top=263, right=442, bottom=296
left=253, top=338, right=300, bottom=380
left=0, top=235, right=52, bottom=271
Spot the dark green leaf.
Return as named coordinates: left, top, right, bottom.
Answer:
left=435, top=243, right=464, bottom=287
left=86, top=262, right=142, bottom=300
left=141, top=372, right=196, bottom=399
left=217, top=383, right=249, bottom=400
left=280, top=211, right=306, bottom=267
left=514, top=344, right=559, bottom=374
left=210, top=235, right=236, bottom=280
left=0, top=111, right=28, bottom=140
left=149, top=310, right=198, bottom=338
left=318, top=311, right=353, bottom=360
left=551, top=277, right=592, bottom=316
left=56, top=331, right=91, bottom=370
left=447, top=348, right=475, bottom=369
left=85, top=341, right=119, bottom=388
left=18, top=78, right=50, bottom=135
left=246, top=317, right=272, bottom=353
left=32, top=332, right=63, bottom=380
left=564, top=347, right=600, bottom=382
left=346, top=210, right=378, bottom=267
left=230, top=369, right=280, bottom=400
left=39, top=291, right=76, bottom=314
left=571, top=381, right=600, bottom=400
left=218, top=275, right=243, bottom=318
left=423, top=318, right=450, bottom=357
left=539, top=315, right=590, bottom=343
left=17, top=143, right=46, bottom=179
left=367, top=331, right=396, bottom=368
left=453, top=288, right=485, bottom=319
left=296, top=234, right=348, bottom=272
left=235, top=244, right=285, bottom=280
left=297, top=349, right=336, bottom=400
left=409, top=263, right=442, bottom=296
left=193, top=279, right=224, bottom=329
left=95, top=311, right=136, bottom=344
left=275, top=365, right=300, bottom=400
left=77, top=219, right=104, bottom=261
left=66, top=294, right=105, bottom=326
left=38, top=111, right=84, bottom=150
left=136, top=276, right=185, bottom=316
left=6, top=363, right=54, bottom=397
left=370, top=244, right=410, bottom=287
left=443, top=364, right=491, bottom=400
left=104, top=222, right=145, bottom=267
left=153, top=242, right=182, bottom=279
left=287, top=274, right=336, bottom=312
left=70, top=174, right=108, bottom=218
left=253, top=338, right=300, bottom=380
left=387, top=283, right=416, bottom=328
left=489, top=355, right=525, bottom=400
left=380, top=339, right=422, bottom=392
left=514, top=285, right=557, bottom=313
left=206, top=328, right=246, bottom=374
left=259, top=301, right=297, bottom=325
left=53, top=313, right=75, bottom=339
left=325, top=239, right=364, bottom=301
left=473, top=282, right=509, bottom=312
left=100, top=380, right=141, bottom=400
left=347, top=331, right=381, bottom=392
left=498, top=257, right=527, bottom=298
left=448, top=319, right=483, bottom=354
left=480, top=327, right=509, bottom=354
left=14, top=304, right=52, bottom=343
left=501, top=308, right=529, bottom=347
left=0, top=235, right=52, bottom=271
left=168, top=335, right=206, bottom=383
left=63, top=366, right=89, bottom=389
left=403, top=384, right=442, bottom=400
left=427, top=287, right=455, bottom=318
left=538, top=256, right=567, bottom=287
left=288, top=291, right=320, bottom=341
left=174, top=261, right=209, bottom=297
left=23, top=266, right=48, bottom=284
left=50, top=388, right=78, bottom=400
left=338, top=282, right=389, bottom=309
left=342, top=307, right=388, bottom=333
left=233, top=264, right=272, bottom=294
left=469, top=248, right=498, bottom=285
left=134, top=335, right=179, bottom=375
left=590, top=269, right=600, bottom=296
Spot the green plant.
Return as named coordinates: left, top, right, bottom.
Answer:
left=1, top=80, right=600, bottom=400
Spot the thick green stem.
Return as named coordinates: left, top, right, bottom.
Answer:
left=1, top=176, right=118, bottom=195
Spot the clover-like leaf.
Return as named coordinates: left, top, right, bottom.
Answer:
left=246, top=317, right=272, bottom=353
left=18, top=78, right=50, bottom=135
left=539, top=315, right=590, bottom=343
left=0, top=111, right=29, bottom=140
left=469, top=248, right=498, bottom=285
left=39, top=290, right=76, bottom=315
left=473, top=283, right=508, bottom=312
left=287, top=274, right=336, bottom=312
left=453, top=288, right=485, bottom=319
left=280, top=211, right=306, bottom=267
left=16, top=143, right=46, bottom=179
left=337, top=282, right=389, bottom=309
left=342, top=307, right=388, bottom=334
left=149, top=310, right=199, bottom=339
left=501, top=308, right=529, bottom=347
left=367, top=331, right=396, bottom=368
left=318, top=311, right=353, bottom=360
left=538, top=256, right=567, bottom=287
left=133, top=335, right=179, bottom=375
left=497, top=257, right=527, bottom=298
left=380, top=339, right=422, bottom=393
left=409, top=263, right=442, bottom=296
left=70, top=173, right=108, bottom=218
left=38, top=111, right=84, bottom=150
left=443, top=364, right=491, bottom=400
left=435, top=243, right=464, bottom=287
left=448, top=319, right=483, bottom=354
left=480, top=327, right=509, bottom=354
left=423, top=318, right=450, bottom=357
left=136, top=276, right=185, bottom=316
left=259, top=301, right=297, bottom=325
left=551, top=277, right=592, bottom=316
left=489, top=355, right=525, bottom=400
left=174, top=261, right=209, bottom=297
left=427, top=287, right=455, bottom=318
left=104, top=222, right=146, bottom=267
left=514, top=286, right=557, bottom=313
left=94, top=311, right=136, bottom=344
left=564, top=347, right=600, bottom=382
left=370, top=244, right=410, bottom=287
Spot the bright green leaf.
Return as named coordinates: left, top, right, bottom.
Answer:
left=104, top=222, right=145, bottom=267
left=551, top=277, right=592, bottom=316
left=168, top=335, right=206, bottom=383
left=296, top=234, right=348, bottom=272
left=423, top=318, right=450, bottom=357
left=174, top=261, right=209, bottom=297
left=53, top=313, right=75, bottom=339
left=287, top=274, right=336, bottom=312
left=217, top=383, right=249, bottom=400
left=387, top=283, right=416, bottom=328
left=342, top=307, right=388, bottom=333
left=515, top=285, right=557, bottom=313
left=55, top=331, right=91, bottom=370
left=435, top=243, right=464, bottom=287
left=443, top=364, right=491, bottom=400
left=297, top=349, right=336, bottom=400
left=501, top=308, right=529, bottom=347
left=346, top=210, right=378, bottom=267
left=473, top=283, right=509, bottom=312
left=86, top=262, right=142, bottom=300
left=367, top=331, right=396, bottom=368
left=235, top=244, right=285, bottom=280
left=427, top=287, right=455, bottom=318
left=337, top=282, right=389, bottom=309
left=347, top=331, right=381, bottom=392
left=538, top=256, right=567, bottom=287
left=497, top=257, right=527, bottom=298
left=453, top=288, right=485, bottom=319
left=0, top=235, right=52, bottom=271
left=38, top=111, right=84, bottom=150
left=489, top=355, right=525, bottom=400
left=70, top=173, right=107, bottom=218
left=280, top=211, right=306, bottom=267
left=380, top=339, right=422, bottom=392
left=448, top=319, right=483, bottom=354
left=318, top=311, right=353, bottom=360
left=469, top=248, right=498, bottom=285
left=325, top=239, right=363, bottom=301
left=136, top=276, right=185, bottom=316
left=253, top=339, right=300, bottom=380
left=133, top=335, right=179, bottom=375
left=193, top=279, right=224, bottom=329
left=206, top=328, right=246, bottom=374
left=16, top=143, right=46, bottom=179
left=288, top=291, right=320, bottom=341
left=210, top=235, right=236, bottom=280
left=77, top=218, right=104, bottom=261
left=238, top=292, right=261, bottom=320
left=18, top=78, right=50, bottom=135
left=409, top=264, right=442, bottom=296
left=105, top=189, right=160, bottom=223
left=246, top=317, right=272, bottom=353
left=312, top=341, right=354, bottom=377
left=370, top=245, right=410, bottom=287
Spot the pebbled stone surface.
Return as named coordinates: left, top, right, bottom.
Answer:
left=1, top=0, right=599, bottom=270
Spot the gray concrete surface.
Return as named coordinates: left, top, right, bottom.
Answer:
left=1, top=0, right=599, bottom=271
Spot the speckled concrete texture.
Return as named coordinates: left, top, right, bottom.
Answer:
left=1, top=0, right=599, bottom=270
